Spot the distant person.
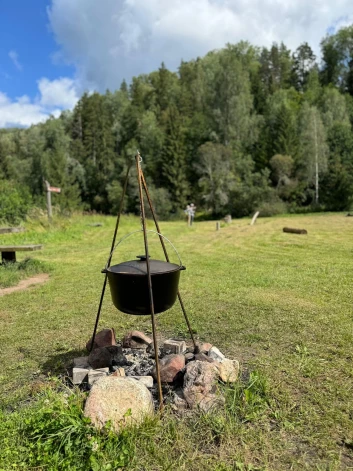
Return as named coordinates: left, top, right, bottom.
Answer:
left=184, top=204, right=193, bottom=226
left=185, top=204, right=191, bottom=226
left=189, top=203, right=196, bottom=226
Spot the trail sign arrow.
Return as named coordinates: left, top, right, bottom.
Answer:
left=48, top=186, right=61, bottom=193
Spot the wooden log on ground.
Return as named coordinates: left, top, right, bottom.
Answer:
left=250, top=211, right=260, bottom=226
left=283, top=227, right=308, bottom=235
left=0, top=227, right=25, bottom=234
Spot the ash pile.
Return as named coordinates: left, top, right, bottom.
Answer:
left=72, top=328, right=240, bottom=430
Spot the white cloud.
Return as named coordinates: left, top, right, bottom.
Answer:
left=48, top=0, right=353, bottom=91
left=0, top=92, right=50, bottom=128
left=0, top=77, right=79, bottom=128
left=38, top=77, right=79, bottom=109
left=8, top=50, right=23, bottom=71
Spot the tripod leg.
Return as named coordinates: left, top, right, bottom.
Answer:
left=141, top=173, right=197, bottom=352
left=136, top=154, right=164, bottom=410
left=89, top=164, right=131, bottom=353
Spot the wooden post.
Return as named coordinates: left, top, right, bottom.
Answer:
left=44, top=180, right=52, bottom=221
left=250, top=211, right=260, bottom=226
left=314, top=114, right=319, bottom=205
left=216, top=221, right=220, bottom=231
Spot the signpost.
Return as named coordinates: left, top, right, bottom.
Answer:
left=44, top=180, right=61, bottom=221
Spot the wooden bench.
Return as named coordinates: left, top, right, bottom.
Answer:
left=0, top=245, right=43, bottom=263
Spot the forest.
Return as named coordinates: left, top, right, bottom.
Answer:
left=1, top=24, right=353, bottom=223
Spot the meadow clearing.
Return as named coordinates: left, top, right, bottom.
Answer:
left=0, top=213, right=352, bottom=470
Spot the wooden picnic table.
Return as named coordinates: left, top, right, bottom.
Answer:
left=0, top=245, right=43, bottom=263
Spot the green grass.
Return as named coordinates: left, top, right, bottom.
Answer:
left=0, top=212, right=353, bottom=470
left=0, top=258, right=52, bottom=288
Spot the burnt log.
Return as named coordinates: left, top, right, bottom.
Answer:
left=283, top=227, right=308, bottom=235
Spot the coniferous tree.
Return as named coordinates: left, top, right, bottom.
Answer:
left=159, top=107, right=189, bottom=211
left=292, top=42, right=317, bottom=90
left=79, top=93, right=115, bottom=211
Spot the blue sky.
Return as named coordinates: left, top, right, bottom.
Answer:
left=0, top=1, right=72, bottom=100
left=0, top=0, right=352, bottom=127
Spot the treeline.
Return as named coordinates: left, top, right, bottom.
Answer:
left=1, top=25, right=353, bottom=223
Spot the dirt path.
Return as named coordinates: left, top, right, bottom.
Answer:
left=0, top=273, right=49, bottom=296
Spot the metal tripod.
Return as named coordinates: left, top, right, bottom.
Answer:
left=89, top=152, right=197, bottom=409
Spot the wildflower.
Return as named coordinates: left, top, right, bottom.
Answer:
left=91, top=441, right=99, bottom=452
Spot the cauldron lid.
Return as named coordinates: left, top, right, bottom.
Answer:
left=107, top=256, right=182, bottom=275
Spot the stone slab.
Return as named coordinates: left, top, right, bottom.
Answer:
left=163, top=339, right=187, bottom=355
left=72, top=367, right=90, bottom=385
left=208, top=346, right=225, bottom=362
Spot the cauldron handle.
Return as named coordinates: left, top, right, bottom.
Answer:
left=104, top=229, right=184, bottom=270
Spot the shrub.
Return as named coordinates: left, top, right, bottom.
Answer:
left=257, top=200, right=287, bottom=217
left=0, top=179, right=32, bottom=225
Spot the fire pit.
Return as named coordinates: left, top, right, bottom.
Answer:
left=72, top=329, right=240, bottom=425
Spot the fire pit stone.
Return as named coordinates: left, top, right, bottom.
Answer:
left=131, top=376, right=154, bottom=388
left=84, top=376, right=154, bottom=431
left=198, top=342, right=213, bottom=354
left=72, top=367, right=90, bottom=385
left=73, top=356, right=90, bottom=369
left=111, top=368, right=126, bottom=377
left=216, top=359, right=240, bottom=383
left=86, top=328, right=116, bottom=351
left=88, top=368, right=109, bottom=386
left=184, top=352, right=195, bottom=362
left=152, top=354, right=185, bottom=383
left=195, top=353, right=215, bottom=363
left=88, top=345, right=127, bottom=369
left=208, top=346, right=225, bottom=362
left=163, top=339, right=187, bottom=355
left=183, top=360, right=224, bottom=412
left=122, top=330, right=153, bottom=349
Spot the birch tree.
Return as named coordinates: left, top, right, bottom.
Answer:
left=299, top=103, right=328, bottom=204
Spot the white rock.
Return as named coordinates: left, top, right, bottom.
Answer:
left=72, top=367, right=89, bottom=385
left=84, top=376, right=154, bottom=431
left=131, top=376, right=154, bottom=388
left=208, top=346, right=225, bottom=362
left=216, top=359, right=240, bottom=383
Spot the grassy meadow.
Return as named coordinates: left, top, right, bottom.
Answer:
left=0, top=212, right=353, bottom=470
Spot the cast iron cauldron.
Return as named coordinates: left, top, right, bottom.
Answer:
left=102, top=231, right=186, bottom=315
